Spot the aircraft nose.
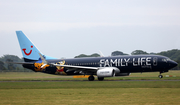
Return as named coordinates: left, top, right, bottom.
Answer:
left=169, top=60, right=178, bottom=69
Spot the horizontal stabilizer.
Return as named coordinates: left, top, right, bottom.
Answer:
left=5, top=62, right=34, bottom=65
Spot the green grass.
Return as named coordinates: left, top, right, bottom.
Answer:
left=0, top=70, right=180, bottom=81
left=0, top=81, right=180, bottom=89
left=0, top=88, right=180, bottom=105
left=0, top=71, right=180, bottom=105
left=0, top=81, right=180, bottom=105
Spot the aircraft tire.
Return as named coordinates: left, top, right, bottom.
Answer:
left=98, top=77, right=104, bottom=81
left=88, top=75, right=95, bottom=81
left=158, top=75, right=163, bottom=78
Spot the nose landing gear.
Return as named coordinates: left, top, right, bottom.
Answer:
left=158, top=74, right=163, bottom=78
left=158, top=71, right=163, bottom=79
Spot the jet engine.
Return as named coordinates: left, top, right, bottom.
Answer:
left=115, top=73, right=131, bottom=76
left=97, top=67, right=120, bottom=77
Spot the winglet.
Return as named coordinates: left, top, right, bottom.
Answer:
left=38, top=53, right=48, bottom=64
left=99, top=51, right=104, bottom=57
left=38, top=53, right=49, bottom=69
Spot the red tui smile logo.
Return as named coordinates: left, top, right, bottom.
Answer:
left=22, top=45, right=33, bottom=56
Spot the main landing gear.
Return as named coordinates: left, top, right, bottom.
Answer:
left=98, top=77, right=104, bottom=81
left=88, top=75, right=105, bottom=81
left=88, top=75, right=95, bottom=81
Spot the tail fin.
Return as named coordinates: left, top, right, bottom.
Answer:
left=16, top=31, right=56, bottom=62
left=16, top=31, right=42, bottom=62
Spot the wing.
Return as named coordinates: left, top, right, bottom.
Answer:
left=52, top=63, right=98, bottom=70
left=38, top=53, right=99, bottom=73
left=52, top=63, right=99, bottom=73
left=38, top=53, right=120, bottom=75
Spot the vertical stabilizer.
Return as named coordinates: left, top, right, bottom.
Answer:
left=16, top=31, right=41, bottom=62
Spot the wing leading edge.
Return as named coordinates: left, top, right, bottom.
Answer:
left=38, top=53, right=99, bottom=72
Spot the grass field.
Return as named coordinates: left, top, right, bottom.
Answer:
left=0, top=70, right=180, bottom=81
left=0, top=70, right=180, bottom=105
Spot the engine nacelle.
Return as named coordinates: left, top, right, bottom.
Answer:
left=115, top=73, right=131, bottom=76
left=97, top=67, right=120, bottom=77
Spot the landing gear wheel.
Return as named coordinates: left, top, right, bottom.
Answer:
left=88, top=75, right=95, bottom=81
left=158, top=75, right=163, bottom=79
left=98, top=77, right=104, bottom=81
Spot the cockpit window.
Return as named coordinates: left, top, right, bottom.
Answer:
left=162, top=59, right=167, bottom=62
left=162, top=58, right=171, bottom=62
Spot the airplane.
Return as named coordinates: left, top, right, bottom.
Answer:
left=13, top=31, right=178, bottom=81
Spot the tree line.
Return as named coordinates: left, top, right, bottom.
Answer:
left=0, top=49, right=180, bottom=72
left=0, top=55, right=32, bottom=72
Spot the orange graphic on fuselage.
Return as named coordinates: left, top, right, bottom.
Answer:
left=34, top=62, right=50, bottom=71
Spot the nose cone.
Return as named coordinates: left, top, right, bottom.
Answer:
left=169, top=60, right=178, bottom=69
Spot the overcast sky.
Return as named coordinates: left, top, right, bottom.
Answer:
left=0, top=0, right=180, bottom=58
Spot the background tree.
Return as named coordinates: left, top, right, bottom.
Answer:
left=157, top=49, right=180, bottom=70
left=6, top=59, right=15, bottom=70
left=131, top=50, right=148, bottom=55
left=0, top=55, right=24, bottom=71
left=75, top=53, right=100, bottom=58
left=90, top=53, right=100, bottom=57
left=149, top=52, right=156, bottom=55
left=0, top=61, right=6, bottom=71
left=111, top=51, right=128, bottom=56
left=157, top=49, right=180, bottom=61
